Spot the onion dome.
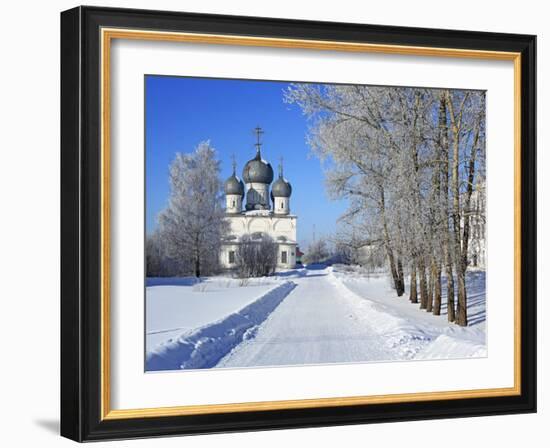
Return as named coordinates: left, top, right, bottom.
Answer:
left=224, top=175, right=244, bottom=196
left=271, top=177, right=292, bottom=198
left=242, top=126, right=274, bottom=184
left=271, top=160, right=292, bottom=198
left=224, top=158, right=245, bottom=197
left=242, top=150, right=274, bottom=184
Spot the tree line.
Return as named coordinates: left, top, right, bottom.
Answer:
left=285, top=84, right=486, bottom=326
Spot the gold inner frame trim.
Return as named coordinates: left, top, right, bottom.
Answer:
left=100, top=27, right=522, bottom=421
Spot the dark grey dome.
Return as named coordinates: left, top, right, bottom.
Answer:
left=242, top=151, right=274, bottom=184
left=271, top=176, right=292, bottom=198
left=224, top=174, right=244, bottom=196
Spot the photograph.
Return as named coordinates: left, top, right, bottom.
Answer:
left=144, top=76, right=487, bottom=372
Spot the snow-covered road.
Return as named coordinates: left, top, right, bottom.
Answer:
left=218, top=267, right=403, bottom=368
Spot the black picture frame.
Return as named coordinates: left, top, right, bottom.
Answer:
left=61, top=5, right=536, bottom=442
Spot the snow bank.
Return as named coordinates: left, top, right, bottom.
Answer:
left=331, top=267, right=487, bottom=361
left=146, top=281, right=297, bottom=371
left=329, top=273, right=432, bottom=359
left=146, top=276, right=277, bottom=288
left=146, top=277, right=199, bottom=287
left=415, top=334, right=487, bottom=359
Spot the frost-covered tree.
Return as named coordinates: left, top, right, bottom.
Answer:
left=158, top=141, right=228, bottom=277
left=285, top=84, right=485, bottom=326
left=146, top=231, right=163, bottom=277
left=146, top=230, right=186, bottom=277
left=304, top=239, right=329, bottom=264
left=445, top=90, right=486, bottom=326
left=236, top=233, right=278, bottom=278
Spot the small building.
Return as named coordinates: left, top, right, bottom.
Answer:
left=220, top=128, right=297, bottom=271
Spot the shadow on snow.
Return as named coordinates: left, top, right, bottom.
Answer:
left=423, top=271, right=486, bottom=326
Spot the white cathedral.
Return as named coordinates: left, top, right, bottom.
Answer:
left=220, top=128, right=297, bottom=271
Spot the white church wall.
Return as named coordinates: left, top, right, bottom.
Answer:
left=219, top=243, right=240, bottom=269
left=248, top=217, right=269, bottom=234
left=220, top=241, right=297, bottom=271
left=228, top=217, right=246, bottom=235
left=277, top=242, right=297, bottom=269
left=225, top=215, right=297, bottom=243
left=272, top=217, right=296, bottom=243
left=221, top=215, right=298, bottom=271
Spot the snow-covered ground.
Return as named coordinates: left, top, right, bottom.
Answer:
left=146, top=277, right=285, bottom=350
left=146, top=276, right=296, bottom=370
left=332, top=266, right=486, bottom=360
left=145, top=266, right=486, bottom=371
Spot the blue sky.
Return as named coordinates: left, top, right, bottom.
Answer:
left=145, top=75, right=348, bottom=247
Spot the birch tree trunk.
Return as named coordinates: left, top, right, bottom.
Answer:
left=397, top=256, right=405, bottom=296
left=457, top=114, right=481, bottom=325
left=418, top=256, right=428, bottom=309
left=426, top=260, right=434, bottom=312
left=445, top=254, right=456, bottom=322
left=433, top=263, right=442, bottom=315
left=409, top=261, right=418, bottom=303
left=438, top=93, right=455, bottom=321
left=447, top=91, right=469, bottom=326
left=380, top=185, right=403, bottom=296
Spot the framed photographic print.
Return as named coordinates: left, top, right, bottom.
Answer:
left=60, top=6, right=536, bottom=442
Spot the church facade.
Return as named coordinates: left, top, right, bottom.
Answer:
left=220, top=128, right=297, bottom=271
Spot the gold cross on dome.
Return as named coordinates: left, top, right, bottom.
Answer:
left=231, top=153, right=237, bottom=175
left=254, top=126, right=264, bottom=151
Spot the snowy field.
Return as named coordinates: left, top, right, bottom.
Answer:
left=146, top=277, right=285, bottom=350
left=145, top=266, right=486, bottom=371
